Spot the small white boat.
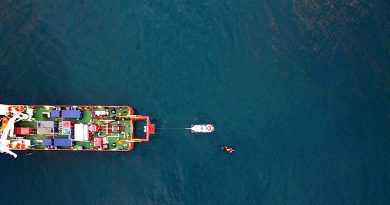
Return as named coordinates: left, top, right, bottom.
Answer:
left=189, top=124, right=214, bottom=133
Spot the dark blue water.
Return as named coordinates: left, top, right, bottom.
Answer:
left=0, top=1, right=389, bottom=204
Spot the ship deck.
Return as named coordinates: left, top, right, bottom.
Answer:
left=1, top=105, right=154, bottom=151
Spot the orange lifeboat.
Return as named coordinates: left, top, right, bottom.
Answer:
left=1, top=117, right=8, bottom=131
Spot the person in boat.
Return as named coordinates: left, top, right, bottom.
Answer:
left=222, top=145, right=234, bottom=154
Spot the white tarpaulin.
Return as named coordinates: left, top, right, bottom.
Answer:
left=74, top=124, right=89, bottom=141
left=0, top=104, right=9, bottom=115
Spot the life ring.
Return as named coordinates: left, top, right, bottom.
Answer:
left=15, top=106, right=25, bottom=112
left=206, top=125, right=213, bottom=131
left=8, top=106, right=25, bottom=113
left=15, top=143, right=21, bottom=149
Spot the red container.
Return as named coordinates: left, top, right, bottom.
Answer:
left=15, top=127, right=33, bottom=135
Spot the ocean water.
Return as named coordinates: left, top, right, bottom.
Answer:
left=0, top=0, right=389, bottom=204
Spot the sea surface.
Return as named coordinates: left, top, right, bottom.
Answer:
left=0, top=1, right=389, bottom=204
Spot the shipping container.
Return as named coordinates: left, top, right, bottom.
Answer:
left=50, top=110, right=60, bottom=118
left=61, top=110, right=82, bottom=118
left=43, top=139, right=53, bottom=146
left=15, top=127, right=34, bottom=135
left=53, top=138, right=72, bottom=147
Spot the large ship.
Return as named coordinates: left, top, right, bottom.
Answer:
left=0, top=104, right=155, bottom=158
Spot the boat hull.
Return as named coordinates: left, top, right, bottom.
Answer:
left=0, top=104, right=155, bottom=152
left=190, top=124, right=214, bottom=133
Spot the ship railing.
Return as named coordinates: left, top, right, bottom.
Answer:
left=129, top=115, right=155, bottom=142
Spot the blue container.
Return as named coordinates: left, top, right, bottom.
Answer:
left=61, top=110, right=82, bottom=118
left=54, top=138, right=72, bottom=147
left=43, top=139, right=53, bottom=146
left=50, top=110, right=60, bottom=118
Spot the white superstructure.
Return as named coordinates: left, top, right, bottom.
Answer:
left=74, top=124, right=89, bottom=141
left=189, top=124, right=215, bottom=133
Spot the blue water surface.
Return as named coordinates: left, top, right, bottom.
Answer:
left=0, top=1, right=389, bottom=204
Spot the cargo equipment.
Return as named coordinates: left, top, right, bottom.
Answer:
left=0, top=104, right=155, bottom=158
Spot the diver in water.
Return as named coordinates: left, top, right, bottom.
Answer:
left=222, top=145, right=234, bottom=154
